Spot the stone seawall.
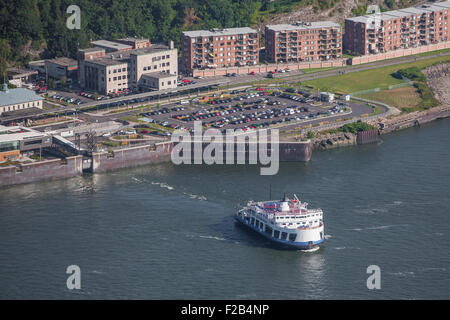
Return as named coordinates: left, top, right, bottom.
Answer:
left=91, top=142, right=173, bottom=173
left=279, top=141, right=312, bottom=162
left=182, top=141, right=313, bottom=162
left=380, top=106, right=450, bottom=134
left=357, top=130, right=379, bottom=145
left=92, top=140, right=312, bottom=174
left=0, top=155, right=83, bottom=187
left=0, top=140, right=313, bottom=187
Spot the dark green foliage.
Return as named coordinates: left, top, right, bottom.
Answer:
left=413, top=82, right=439, bottom=110
left=395, top=66, right=439, bottom=111
left=0, top=0, right=424, bottom=70
left=351, top=4, right=368, bottom=16
left=340, top=121, right=375, bottom=134
left=394, top=67, right=427, bottom=82
left=384, top=0, right=395, bottom=9
left=1, top=0, right=278, bottom=67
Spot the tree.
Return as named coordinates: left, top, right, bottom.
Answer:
left=47, top=78, right=56, bottom=89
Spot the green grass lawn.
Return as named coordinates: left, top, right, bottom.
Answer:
left=360, top=86, right=422, bottom=111
left=302, top=54, right=450, bottom=94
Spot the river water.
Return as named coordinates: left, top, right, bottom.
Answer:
left=0, top=119, right=449, bottom=299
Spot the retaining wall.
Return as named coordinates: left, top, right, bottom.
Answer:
left=192, top=60, right=345, bottom=77
left=91, top=141, right=173, bottom=173
left=0, top=155, right=83, bottom=187
left=349, top=41, right=450, bottom=65
left=356, top=129, right=379, bottom=145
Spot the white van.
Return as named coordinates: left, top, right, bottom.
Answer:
left=286, top=108, right=295, bottom=115
left=179, top=100, right=189, bottom=105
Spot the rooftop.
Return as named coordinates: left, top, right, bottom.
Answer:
left=83, top=44, right=173, bottom=66
left=346, top=1, right=450, bottom=24
left=131, top=44, right=172, bottom=55
left=266, top=21, right=341, bottom=32
left=0, top=87, right=43, bottom=108
left=118, top=37, right=150, bottom=43
left=142, top=72, right=177, bottom=79
left=0, top=125, right=46, bottom=143
left=46, top=57, right=78, bottom=67
left=182, top=27, right=258, bottom=38
left=79, top=47, right=106, bottom=53
left=7, top=67, right=38, bottom=78
left=91, top=40, right=133, bottom=51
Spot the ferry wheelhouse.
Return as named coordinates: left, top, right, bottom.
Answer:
left=235, top=194, right=324, bottom=250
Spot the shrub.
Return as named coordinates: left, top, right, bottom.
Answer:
left=340, top=121, right=375, bottom=134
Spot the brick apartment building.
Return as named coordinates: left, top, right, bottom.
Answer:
left=344, top=1, right=450, bottom=55
left=181, top=27, right=259, bottom=74
left=265, top=21, right=343, bottom=63
left=78, top=39, right=178, bottom=94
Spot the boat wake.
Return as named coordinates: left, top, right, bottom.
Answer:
left=333, top=246, right=360, bottom=250
left=151, top=181, right=174, bottom=190
left=91, top=270, right=104, bottom=274
left=300, top=246, right=320, bottom=253
left=186, top=193, right=207, bottom=201
left=348, top=224, right=408, bottom=231
left=388, top=271, right=416, bottom=277
left=198, top=235, right=227, bottom=241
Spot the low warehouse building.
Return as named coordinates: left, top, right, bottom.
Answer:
left=0, top=125, right=52, bottom=162
left=0, top=84, right=44, bottom=116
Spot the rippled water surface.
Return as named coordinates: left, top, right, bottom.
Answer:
left=0, top=119, right=449, bottom=299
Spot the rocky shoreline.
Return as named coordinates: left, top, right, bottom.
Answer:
left=313, top=132, right=357, bottom=151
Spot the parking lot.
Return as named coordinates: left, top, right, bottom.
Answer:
left=133, top=87, right=374, bottom=137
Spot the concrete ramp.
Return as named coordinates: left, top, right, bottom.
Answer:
left=53, top=135, right=84, bottom=155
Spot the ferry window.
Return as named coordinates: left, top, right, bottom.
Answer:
left=281, top=232, right=287, bottom=240
left=289, top=233, right=297, bottom=242
left=274, top=230, right=280, bottom=239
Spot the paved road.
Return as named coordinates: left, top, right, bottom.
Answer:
left=2, top=50, right=448, bottom=126
left=52, top=50, right=450, bottom=108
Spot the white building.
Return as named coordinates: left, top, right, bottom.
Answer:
left=320, top=92, right=335, bottom=102
left=0, top=84, right=44, bottom=115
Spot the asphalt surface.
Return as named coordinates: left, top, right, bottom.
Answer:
left=134, top=93, right=373, bottom=132
left=2, top=50, right=447, bottom=126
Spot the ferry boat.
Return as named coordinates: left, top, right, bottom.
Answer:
left=235, top=194, right=324, bottom=250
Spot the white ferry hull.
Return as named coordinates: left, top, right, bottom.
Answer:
left=235, top=215, right=324, bottom=250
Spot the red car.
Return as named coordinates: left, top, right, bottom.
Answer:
left=249, top=71, right=256, bottom=75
